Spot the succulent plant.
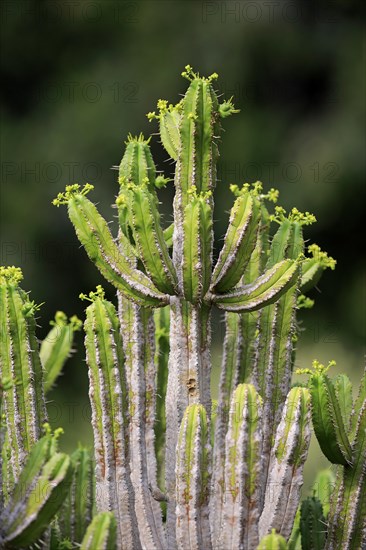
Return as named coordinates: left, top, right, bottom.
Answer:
left=1, top=66, right=363, bottom=550
left=297, top=361, right=366, bottom=549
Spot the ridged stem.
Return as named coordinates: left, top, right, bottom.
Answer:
left=175, top=404, right=211, bottom=550
left=211, top=311, right=242, bottom=541
left=211, top=200, right=270, bottom=540
left=217, top=384, right=263, bottom=550
left=0, top=431, right=73, bottom=549
left=165, top=297, right=211, bottom=549
left=154, top=306, right=170, bottom=492
left=58, top=446, right=94, bottom=544
left=84, top=290, right=139, bottom=550
left=326, top=400, right=366, bottom=548
left=40, top=311, right=81, bottom=393
left=300, top=496, right=326, bottom=550
left=252, top=220, right=304, bottom=496
left=118, top=295, right=166, bottom=550
left=259, top=386, right=312, bottom=540
left=0, top=268, right=47, bottom=497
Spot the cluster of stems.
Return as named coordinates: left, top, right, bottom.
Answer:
left=0, top=66, right=363, bottom=550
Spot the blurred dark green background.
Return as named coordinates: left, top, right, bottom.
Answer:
left=1, top=0, right=365, bottom=490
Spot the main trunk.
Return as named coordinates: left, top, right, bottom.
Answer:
left=165, top=297, right=212, bottom=549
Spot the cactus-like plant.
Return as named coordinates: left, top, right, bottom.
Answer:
left=0, top=429, right=73, bottom=548
left=1, top=66, right=364, bottom=549
left=297, top=361, right=366, bottom=549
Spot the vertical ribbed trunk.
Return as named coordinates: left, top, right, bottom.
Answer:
left=165, top=297, right=211, bottom=549
left=176, top=404, right=212, bottom=550
left=211, top=312, right=242, bottom=541
left=84, top=293, right=140, bottom=550
left=0, top=272, right=47, bottom=499
left=118, top=295, right=166, bottom=550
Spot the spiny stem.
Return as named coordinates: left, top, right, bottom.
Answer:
left=40, top=311, right=82, bottom=393
left=259, top=386, right=312, bottom=540
left=176, top=404, right=211, bottom=550
left=118, top=296, right=166, bottom=550
left=325, top=368, right=366, bottom=549
left=0, top=267, right=47, bottom=496
left=154, top=306, right=170, bottom=493
left=0, top=430, right=73, bottom=548
left=58, top=446, right=94, bottom=544
left=217, top=384, right=263, bottom=550
left=83, top=289, right=139, bottom=549
left=164, top=298, right=212, bottom=548
left=252, top=218, right=305, bottom=496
